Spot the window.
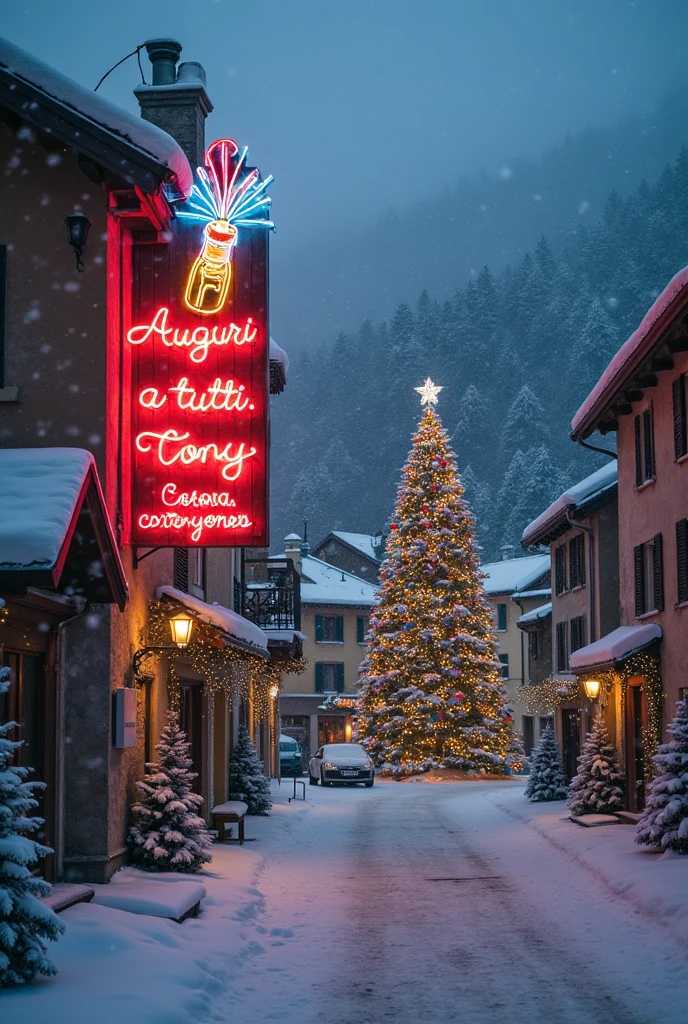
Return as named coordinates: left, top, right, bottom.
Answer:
left=539, top=716, right=554, bottom=736
left=634, top=407, right=655, bottom=485
left=556, top=621, right=568, bottom=672
left=528, top=630, right=539, bottom=661
left=569, top=534, right=586, bottom=589
left=498, top=653, right=509, bottom=679
left=315, top=615, right=344, bottom=643
left=173, top=549, right=189, bottom=592
left=673, top=374, right=687, bottom=460
left=315, top=662, right=344, bottom=693
left=496, top=603, right=507, bottom=631
left=555, top=544, right=567, bottom=596
left=356, top=616, right=369, bottom=644
left=570, top=614, right=587, bottom=653
left=677, top=519, right=688, bottom=605
left=0, top=245, right=6, bottom=388
left=634, top=535, right=663, bottom=616
left=190, top=548, right=206, bottom=596
left=522, top=716, right=534, bottom=757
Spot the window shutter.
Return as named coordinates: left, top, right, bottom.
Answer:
left=578, top=536, right=586, bottom=586
left=335, top=616, right=344, bottom=643
left=677, top=519, right=688, bottom=605
left=673, top=376, right=687, bottom=460
left=315, top=663, right=324, bottom=692
left=556, top=621, right=567, bottom=672
left=569, top=538, right=578, bottom=589
left=336, top=663, right=345, bottom=692
left=497, top=604, right=507, bottom=631
left=653, top=533, right=664, bottom=613
left=356, top=617, right=365, bottom=644
left=634, top=544, right=645, bottom=617
left=315, top=615, right=323, bottom=642
left=634, top=415, right=642, bottom=486
left=555, top=545, right=566, bottom=596
left=173, top=549, right=189, bottom=592
left=643, top=409, right=654, bottom=480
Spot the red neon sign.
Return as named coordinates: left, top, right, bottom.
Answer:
left=129, top=141, right=270, bottom=547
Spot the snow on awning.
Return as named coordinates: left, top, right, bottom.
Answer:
left=569, top=624, right=662, bottom=673
left=269, top=337, right=289, bottom=394
left=0, top=448, right=127, bottom=609
left=0, top=36, right=192, bottom=198
left=156, top=586, right=268, bottom=655
left=516, top=602, right=552, bottom=628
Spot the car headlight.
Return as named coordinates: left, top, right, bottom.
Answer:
left=323, top=762, right=337, bottom=770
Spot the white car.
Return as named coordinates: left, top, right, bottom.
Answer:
left=308, top=743, right=375, bottom=787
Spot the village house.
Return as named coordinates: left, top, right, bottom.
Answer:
left=569, top=267, right=688, bottom=811
left=313, top=530, right=385, bottom=583
left=0, top=36, right=296, bottom=884
left=520, top=462, right=619, bottom=776
left=479, top=551, right=550, bottom=755
left=277, top=535, right=377, bottom=761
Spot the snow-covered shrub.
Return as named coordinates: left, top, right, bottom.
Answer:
left=228, top=725, right=272, bottom=814
left=636, top=696, right=688, bottom=854
left=0, top=665, right=64, bottom=986
left=524, top=725, right=568, bottom=802
left=128, top=711, right=212, bottom=872
left=568, top=718, right=624, bottom=816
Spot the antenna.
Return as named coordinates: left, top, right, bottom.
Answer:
left=303, top=519, right=308, bottom=544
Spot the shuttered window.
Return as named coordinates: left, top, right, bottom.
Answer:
left=569, top=534, right=586, bottom=589
left=555, top=545, right=567, bottom=596
left=496, top=603, right=507, bottom=631
left=570, top=615, right=587, bottom=653
left=673, top=375, right=688, bottom=460
left=173, top=549, right=189, bottom=592
left=677, top=519, right=688, bottom=605
left=634, top=544, right=645, bottom=616
left=556, top=621, right=568, bottom=672
left=635, top=415, right=642, bottom=487
left=356, top=616, right=369, bottom=644
left=315, top=663, right=344, bottom=693
left=634, top=537, right=663, bottom=615
left=653, top=533, right=664, bottom=613
left=635, top=408, right=655, bottom=485
left=315, top=615, right=344, bottom=642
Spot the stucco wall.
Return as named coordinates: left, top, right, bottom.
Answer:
left=281, top=604, right=370, bottom=695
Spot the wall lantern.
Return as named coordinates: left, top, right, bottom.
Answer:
left=269, top=684, right=280, bottom=700
left=64, top=212, right=92, bottom=272
left=583, top=678, right=601, bottom=701
left=133, top=609, right=196, bottom=684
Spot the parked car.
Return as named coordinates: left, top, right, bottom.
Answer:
left=308, top=743, right=374, bottom=787
left=279, top=734, right=303, bottom=777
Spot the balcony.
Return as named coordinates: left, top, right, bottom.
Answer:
left=235, top=558, right=301, bottom=632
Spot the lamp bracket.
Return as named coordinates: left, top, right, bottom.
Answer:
left=132, top=644, right=178, bottom=684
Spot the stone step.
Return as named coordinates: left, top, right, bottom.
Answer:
left=615, top=810, right=644, bottom=825
left=40, top=882, right=95, bottom=914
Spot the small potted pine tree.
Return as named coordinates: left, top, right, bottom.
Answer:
left=636, top=696, right=688, bottom=854
left=568, top=718, right=624, bottom=816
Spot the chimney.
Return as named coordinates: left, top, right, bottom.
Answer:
left=135, top=38, right=213, bottom=167
left=284, top=534, right=303, bottom=576
left=500, top=543, right=515, bottom=561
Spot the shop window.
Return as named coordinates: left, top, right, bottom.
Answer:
left=570, top=614, right=587, bottom=653
left=555, top=544, right=567, bottom=595
left=569, top=534, right=585, bottom=589
left=496, top=603, right=507, bottom=631
left=673, top=374, right=687, bottom=460
left=315, top=615, right=344, bottom=643
left=315, top=662, right=344, bottom=693
left=634, top=407, right=655, bottom=485
left=498, top=653, right=509, bottom=679
left=356, top=616, right=369, bottom=644
left=556, top=621, right=568, bottom=672
left=634, top=535, right=663, bottom=616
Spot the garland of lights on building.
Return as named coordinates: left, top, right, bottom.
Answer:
left=516, top=678, right=579, bottom=715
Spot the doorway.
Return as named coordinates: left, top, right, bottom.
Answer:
left=561, top=708, right=582, bottom=781
left=179, top=681, right=204, bottom=794
left=625, top=680, right=648, bottom=812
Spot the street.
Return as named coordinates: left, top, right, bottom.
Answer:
left=227, top=780, right=688, bottom=1024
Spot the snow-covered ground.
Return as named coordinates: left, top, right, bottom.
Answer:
left=5, top=778, right=688, bottom=1023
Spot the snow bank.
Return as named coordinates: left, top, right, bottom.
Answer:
left=569, top=624, right=662, bottom=671
left=522, top=461, right=617, bottom=546
left=0, top=35, right=192, bottom=197
left=0, top=448, right=93, bottom=568
left=156, top=585, right=268, bottom=651
left=91, top=872, right=206, bottom=920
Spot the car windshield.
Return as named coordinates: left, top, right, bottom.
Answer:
left=280, top=740, right=298, bottom=752
left=324, top=744, right=367, bottom=759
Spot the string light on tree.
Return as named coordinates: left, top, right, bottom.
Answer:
left=357, top=379, right=520, bottom=777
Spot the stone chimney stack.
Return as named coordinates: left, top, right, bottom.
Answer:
left=135, top=38, right=213, bottom=168
left=284, top=534, right=303, bottom=576
left=500, top=543, right=515, bottom=561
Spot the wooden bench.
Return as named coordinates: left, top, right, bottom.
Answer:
left=211, top=800, right=249, bottom=844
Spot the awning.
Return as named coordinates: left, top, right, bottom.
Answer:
left=262, top=628, right=306, bottom=664
left=0, top=448, right=128, bottom=610
left=156, top=585, right=268, bottom=657
left=569, top=624, right=662, bottom=673
left=516, top=602, right=552, bottom=629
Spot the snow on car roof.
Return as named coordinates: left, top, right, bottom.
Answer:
left=323, top=744, right=365, bottom=754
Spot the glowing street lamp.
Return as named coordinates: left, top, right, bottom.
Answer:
left=169, top=612, right=194, bottom=649
left=583, top=678, right=601, bottom=701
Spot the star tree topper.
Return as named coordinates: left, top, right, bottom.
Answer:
left=414, top=377, right=443, bottom=406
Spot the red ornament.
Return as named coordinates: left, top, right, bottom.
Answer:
left=420, top=504, right=429, bottom=513
left=432, top=483, right=439, bottom=492
left=439, top=458, right=448, bottom=468
left=390, top=523, right=398, bottom=531
left=505, top=715, right=513, bottom=723
left=455, top=692, right=464, bottom=701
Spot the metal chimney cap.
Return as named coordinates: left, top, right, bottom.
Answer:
left=142, top=39, right=182, bottom=86
left=177, top=61, right=206, bottom=85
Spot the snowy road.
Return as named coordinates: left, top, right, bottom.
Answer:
left=228, top=779, right=688, bottom=1024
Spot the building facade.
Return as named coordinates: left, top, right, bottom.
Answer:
left=313, top=531, right=385, bottom=584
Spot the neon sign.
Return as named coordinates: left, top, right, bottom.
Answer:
left=128, top=137, right=272, bottom=548
left=176, top=138, right=274, bottom=315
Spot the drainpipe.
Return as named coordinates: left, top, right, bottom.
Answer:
left=566, top=509, right=596, bottom=643
left=575, top=437, right=618, bottom=461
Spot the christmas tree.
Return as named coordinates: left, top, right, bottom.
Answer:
left=568, top=718, right=624, bottom=816
left=636, top=696, right=688, bottom=853
left=0, top=666, right=64, bottom=986
left=357, top=378, right=517, bottom=777
left=128, top=711, right=213, bottom=872
left=524, top=725, right=568, bottom=801
left=228, top=725, right=272, bottom=814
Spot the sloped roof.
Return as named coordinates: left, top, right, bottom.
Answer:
left=156, top=585, right=268, bottom=653
left=569, top=624, right=662, bottom=672
left=480, top=554, right=550, bottom=595
left=521, top=461, right=618, bottom=547
left=329, top=531, right=384, bottom=563
left=299, top=554, right=378, bottom=607
left=516, top=602, right=552, bottom=628
left=571, top=265, right=688, bottom=440
left=0, top=35, right=192, bottom=197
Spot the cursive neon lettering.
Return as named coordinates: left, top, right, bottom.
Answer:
left=139, top=386, right=167, bottom=409
left=127, top=307, right=259, bottom=364
left=168, top=377, right=250, bottom=413
left=138, top=511, right=253, bottom=543
left=161, top=483, right=237, bottom=508
left=135, top=429, right=257, bottom=482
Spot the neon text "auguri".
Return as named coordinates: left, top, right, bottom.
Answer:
left=127, top=306, right=258, bottom=364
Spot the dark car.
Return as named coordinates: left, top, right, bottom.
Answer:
left=279, top=734, right=303, bottom=776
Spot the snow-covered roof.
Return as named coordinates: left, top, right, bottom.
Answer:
left=269, top=337, right=289, bottom=373
left=521, top=461, right=618, bottom=547
left=571, top=265, right=688, bottom=440
left=569, top=624, right=662, bottom=672
left=513, top=588, right=552, bottom=600
left=516, top=602, right=552, bottom=627
left=0, top=36, right=192, bottom=197
left=480, top=554, right=550, bottom=595
left=298, top=554, right=378, bottom=607
left=156, top=586, right=268, bottom=653
left=329, top=531, right=384, bottom=563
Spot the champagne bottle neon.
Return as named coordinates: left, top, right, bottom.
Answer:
left=185, top=220, right=237, bottom=315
